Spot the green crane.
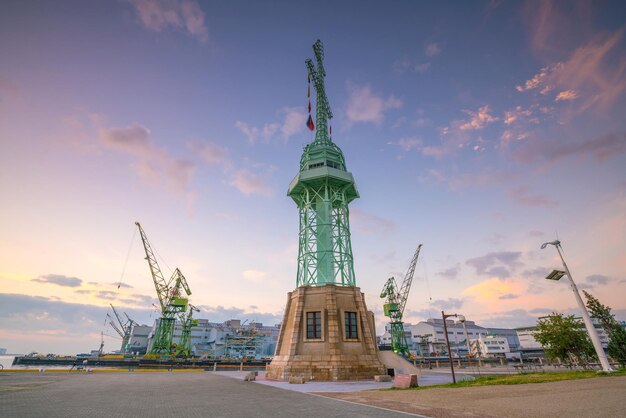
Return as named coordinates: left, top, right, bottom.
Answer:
left=380, top=244, right=422, bottom=357
left=107, top=304, right=136, bottom=353
left=135, top=222, right=191, bottom=355
left=177, top=304, right=199, bottom=358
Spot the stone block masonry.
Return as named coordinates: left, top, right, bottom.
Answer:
left=266, top=285, right=385, bottom=381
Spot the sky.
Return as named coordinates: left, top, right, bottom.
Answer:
left=1, top=0, right=625, bottom=355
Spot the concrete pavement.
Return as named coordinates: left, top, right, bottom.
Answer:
left=0, top=371, right=421, bottom=418
left=319, top=375, right=626, bottom=418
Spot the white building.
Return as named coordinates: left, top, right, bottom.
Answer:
left=127, top=324, right=152, bottom=354
left=470, top=335, right=510, bottom=358
left=410, top=318, right=490, bottom=355
left=515, top=326, right=543, bottom=351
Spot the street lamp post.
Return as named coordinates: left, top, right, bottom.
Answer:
left=541, top=240, right=614, bottom=372
left=442, top=311, right=458, bottom=384
left=458, top=315, right=471, bottom=355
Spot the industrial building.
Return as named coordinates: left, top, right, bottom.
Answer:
left=379, top=318, right=522, bottom=357
left=470, top=335, right=511, bottom=358
left=138, top=318, right=280, bottom=358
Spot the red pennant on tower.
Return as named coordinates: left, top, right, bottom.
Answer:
left=306, top=115, right=315, bottom=131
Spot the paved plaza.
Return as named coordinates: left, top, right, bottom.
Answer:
left=3, top=370, right=625, bottom=417
left=321, top=375, right=626, bottom=418
left=0, top=371, right=418, bottom=418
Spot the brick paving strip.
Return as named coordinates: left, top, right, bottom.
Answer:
left=314, top=375, right=626, bottom=418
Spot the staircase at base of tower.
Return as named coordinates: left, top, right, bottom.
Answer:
left=266, top=284, right=385, bottom=381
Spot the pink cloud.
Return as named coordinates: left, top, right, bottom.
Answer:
left=388, top=137, right=422, bottom=152
left=425, top=42, right=441, bottom=57
left=235, top=107, right=306, bottom=145
left=517, top=29, right=626, bottom=111
left=555, top=90, right=578, bottom=101
left=508, top=186, right=559, bottom=208
left=459, top=105, right=498, bottom=130
left=191, top=142, right=228, bottom=165
left=513, top=132, right=626, bottom=164
left=350, top=208, right=395, bottom=234
left=129, top=0, right=209, bottom=43
left=227, top=168, right=273, bottom=197
left=99, top=122, right=196, bottom=197
left=345, top=84, right=403, bottom=125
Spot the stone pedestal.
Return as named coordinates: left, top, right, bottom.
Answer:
left=266, top=284, right=385, bottom=381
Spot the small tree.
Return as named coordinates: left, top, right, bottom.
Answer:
left=584, top=290, right=626, bottom=367
left=534, top=313, right=596, bottom=366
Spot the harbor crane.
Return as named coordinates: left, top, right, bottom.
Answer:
left=135, top=222, right=192, bottom=355
left=380, top=244, right=422, bottom=357
left=177, top=304, right=199, bottom=357
left=107, top=304, right=136, bottom=354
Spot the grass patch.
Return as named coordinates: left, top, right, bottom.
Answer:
left=387, top=368, right=626, bottom=391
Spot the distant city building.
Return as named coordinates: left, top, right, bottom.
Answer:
left=127, top=324, right=152, bottom=354
left=145, top=318, right=281, bottom=358
left=486, top=327, right=520, bottom=351
left=470, top=335, right=511, bottom=358
left=379, top=318, right=514, bottom=356
left=515, top=326, right=543, bottom=352
left=0, top=348, right=7, bottom=355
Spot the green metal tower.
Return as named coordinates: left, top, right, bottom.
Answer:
left=135, top=222, right=191, bottom=355
left=289, top=39, right=359, bottom=287
left=380, top=244, right=422, bottom=357
left=177, top=304, right=199, bottom=357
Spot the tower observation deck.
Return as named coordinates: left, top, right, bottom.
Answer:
left=288, top=40, right=358, bottom=288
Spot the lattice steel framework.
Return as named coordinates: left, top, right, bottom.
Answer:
left=289, top=40, right=359, bottom=288
left=135, top=222, right=191, bottom=355
left=294, top=183, right=356, bottom=287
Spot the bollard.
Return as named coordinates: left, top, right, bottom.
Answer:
left=213, top=362, right=217, bottom=371
left=239, top=361, right=243, bottom=371
left=435, top=360, right=439, bottom=368
left=478, top=359, right=482, bottom=367
left=457, top=359, right=461, bottom=367
left=500, top=358, right=504, bottom=366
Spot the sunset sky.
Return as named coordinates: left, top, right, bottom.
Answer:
left=1, top=0, right=625, bottom=355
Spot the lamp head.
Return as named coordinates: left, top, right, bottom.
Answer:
left=540, top=240, right=560, bottom=249
left=457, top=315, right=466, bottom=323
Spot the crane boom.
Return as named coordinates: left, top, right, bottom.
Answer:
left=398, top=244, right=422, bottom=314
left=110, top=304, right=125, bottom=330
left=107, top=314, right=124, bottom=338
left=135, top=222, right=170, bottom=311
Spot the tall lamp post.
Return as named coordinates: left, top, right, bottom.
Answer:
left=540, top=240, right=613, bottom=372
left=458, top=315, right=471, bottom=355
left=442, top=311, right=459, bottom=384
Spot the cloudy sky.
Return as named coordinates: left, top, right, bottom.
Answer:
left=1, top=0, right=625, bottom=355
